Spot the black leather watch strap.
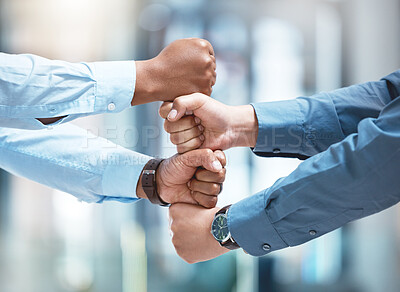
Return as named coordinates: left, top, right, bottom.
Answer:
left=141, top=158, right=169, bottom=207
left=217, top=205, right=240, bottom=250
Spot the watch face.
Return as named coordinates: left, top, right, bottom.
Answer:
left=211, top=214, right=230, bottom=242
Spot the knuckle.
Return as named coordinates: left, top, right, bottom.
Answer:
left=193, top=137, right=203, bottom=148
left=170, top=133, right=180, bottom=145
left=218, top=171, right=226, bottom=182
left=174, top=99, right=183, bottom=108
left=211, top=184, right=220, bottom=194
left=198, top=39, right=209, bottom=48
left=204, top=57, right=213, bottom=67
left=194, top=170, right=204, bottom=180
left=206, top=196, right=218, bottom=208
left=189, top=180, right=198, bottom=191
left=177, top=145, right=188, bottom=153
left=164, top=121, right=171, bottom=133
left=204, top=148, right=213, bottom=156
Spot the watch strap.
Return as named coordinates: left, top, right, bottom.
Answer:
left=141, top=158, right=169, bottom=206
left=216, top=205, right=240, bottom=250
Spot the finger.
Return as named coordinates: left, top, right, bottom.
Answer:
left=206, top=41, right=215, bottom=56
left=167, top=93, right=208, bottom=122
left=210, top=76, right=216, bottom=87
left=210, top=55, right=216, bottom=65
left=191, top=192, right=218, bottom=208
left=159, top=102, right=173, bottom=119
left=210, top=56, right=216, bottom=71
left=202, top=87, right=212, bottom=97
left=189, top=179, right=221, bottom=196
left=180, top=149, right=222, bottom=172
left=177, top=137, right=203, bottom=153
left=164, top=115, right=200, bottom=133
left=195, top=168, right=226, bottom=183
left=170, top=125, right=203, bottom=145
left=214, top=150, right=227, bottom=167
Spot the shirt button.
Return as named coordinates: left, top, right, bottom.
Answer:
left=272, top=148, right=280, bottom=154
left=50, top=108, right=57, bottom=113
left=262, top=243, right=271, bottom=251
left=108, top=103, right=116, bottom=111
left=309, top=230, right=317, bottom=236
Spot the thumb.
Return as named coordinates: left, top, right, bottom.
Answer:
left=214, top=150, right=227, bottom=167
left=180, top=149, right=223, bottom=172
left=167, top=93, right=207, bottom=122
left=159, top=102, right=173, bottom=119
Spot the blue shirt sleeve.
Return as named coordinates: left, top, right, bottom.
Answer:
left=251, top=70, right=400, bottom=158
left=228, top=73, right=400, bottom=256
left=0, top=52, right=135, bottom=130
left=0, top=124, right=151, bottom=203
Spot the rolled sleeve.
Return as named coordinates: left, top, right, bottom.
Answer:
left=228, top=190, right=288, bottom=256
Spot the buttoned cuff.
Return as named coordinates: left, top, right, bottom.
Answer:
left=102, top=152, right=151, bottom=199
left=251, top=100, right=304, bottom=157
left=227, top=190, right=288, bottom=256
left=93, top=61, right=136, bottom=114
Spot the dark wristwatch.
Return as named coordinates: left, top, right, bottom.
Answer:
left=141, top=158, right=169, bottom=207
left=211, top=205, right=240, bottom=250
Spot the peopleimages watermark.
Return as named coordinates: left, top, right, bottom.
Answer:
left=80, top=123, right=325, bottom=156
left=81, top=124, right=175, bottom=149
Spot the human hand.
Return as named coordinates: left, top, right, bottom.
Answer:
left=169, top=203, right=228, bottom=263
left=159, top=93, right=258, bottom=153
left=132, top=38, right=216, bottom=105
left=137, top=149, right=226, bottom=208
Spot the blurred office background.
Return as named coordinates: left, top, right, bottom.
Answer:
left=0, top=0, right=400, bottom=291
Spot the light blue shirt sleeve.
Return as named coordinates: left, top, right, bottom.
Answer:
left=228, top=70, right=400, bottom=256
left=0, top=123, right=151, bottom=203
left=0, top=52, right=135, bottom=130
left=251, top=70, right=400, bottom=158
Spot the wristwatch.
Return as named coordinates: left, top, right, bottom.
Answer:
left=211, top=205, right=240, bottom=250
left=141, top=158, right=169, bottom=207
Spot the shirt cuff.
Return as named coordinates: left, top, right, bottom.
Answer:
left=93, top=61, right=136, bottom=114
left=251, top=100, right=304, bottom=156
left=228, top=190, right=288, bottom=256
left=102, top=152, right=151, bottom=199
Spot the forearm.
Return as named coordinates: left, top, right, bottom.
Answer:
left=228, top=96, right=400, bottom=256
left=0, top=124, right=150, bottom=203
left=249, top=69, right=400, bottom=159
left=329, top=69, right=400, bottom=136
left=0, top=52, right=135, bottom=129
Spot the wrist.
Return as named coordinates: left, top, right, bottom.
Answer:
left=155, top=160, right=168, bottom=203
left=229, top=105, right=259, bottom=148
left=132, top=59, right=160, bottom=106
left=136, top=167, right=148, bottom=199
left=136, top=159, right=169, bottom=206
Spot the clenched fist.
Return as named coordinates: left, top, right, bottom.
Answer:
left=132, top=38, right=216, bottom=105
left=137, top=149, right=226, bottom=208
left=159, top=93, right=259, bottom=153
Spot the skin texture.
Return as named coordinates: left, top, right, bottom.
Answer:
left=159, top=93, right=259, bottom=153
left=132, top=38, right=216, bottom=105
left=169, top=203, right=229, bottom=264
left=136, top=149, right=226, bottom=208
